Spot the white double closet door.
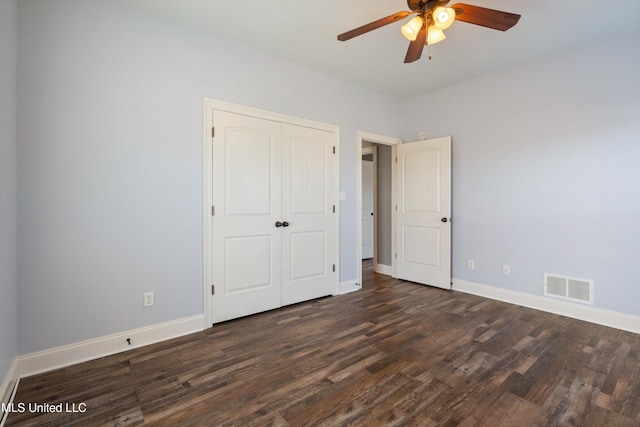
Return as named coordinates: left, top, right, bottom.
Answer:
left=211, top=110, right=338, bottom=324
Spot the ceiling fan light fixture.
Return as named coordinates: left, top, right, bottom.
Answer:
left=433, top=7, right=455, bottom=30
left=426, top=26, right=446, bottom=44
left=401, top=15, right=424, bottom=41
left=336, top=3, right=522, bottom=63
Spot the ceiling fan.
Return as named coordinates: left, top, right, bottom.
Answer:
left=337, top=0, right=521, bottom=63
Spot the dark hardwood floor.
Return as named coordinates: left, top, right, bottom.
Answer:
left=6, top=261, right=640, bottom=426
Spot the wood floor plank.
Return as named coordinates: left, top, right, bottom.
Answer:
left=6, top=260, right=640, bottom=426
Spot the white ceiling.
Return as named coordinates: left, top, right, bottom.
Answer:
left=116, top=0, right=640, bottom=100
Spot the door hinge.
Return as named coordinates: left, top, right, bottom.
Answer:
left=332, top=205, right=336, bottom=213
left=211, top=285, right=215, bottom=295
left=332, top=146, right=336, bottom=154
left=395, top=252, right=398, bottom=259
left=395, top=204, right=398, bottom=211
left=212, top=127, right=215, bottom=138
left=211, top=206, right=215, bottom=216
left=332, top=264, right=336, bottom=272
left=395, top=156, right=398, bottom=163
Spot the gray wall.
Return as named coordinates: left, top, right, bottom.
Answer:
left=376, top=144, right=392, bottom=266
left=10, top=0, right=640, bottom=360
left=16, top=0, right=402, bottom=354
left=401, top=29, right=640, bottom=316
left=0, top=0, right=18, bottom=382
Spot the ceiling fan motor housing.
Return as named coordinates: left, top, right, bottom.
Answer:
left=407, top=0, right=450, bottom=13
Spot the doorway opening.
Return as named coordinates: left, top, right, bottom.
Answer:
left=356, top=131, right=401, bottom=288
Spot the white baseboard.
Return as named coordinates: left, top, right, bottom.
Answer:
left=339, top=279, right=361, bottom=295
left=453, top=279, right=640, bottom=334
left=18, top=315, right=204, bottom=378
left=0, top=358, right=19, bottom=427
left=374, top=263, right=392, bottom=276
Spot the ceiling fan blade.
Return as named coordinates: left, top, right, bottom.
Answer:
left=404, top=26, right=427, bottom=63
left=337, top=11, right=412, bottom=41
left=451, top=3, right=521, bottom=31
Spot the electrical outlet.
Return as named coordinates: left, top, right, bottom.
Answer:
left=143, top=291, right=154, bottom=307
left=467, top=260, right=475, bottom=270
left=502, top=265, right=511, bottom=276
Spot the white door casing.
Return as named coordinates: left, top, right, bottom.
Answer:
left=395, top=137, right=451, bottom=290
left=206, top=101, right=339, bottom=325
left=361, top=160, right=374, bottom=260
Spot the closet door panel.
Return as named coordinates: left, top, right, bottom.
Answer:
left=282, top=124, right=338, bottom=305
left=211, top=111, right=282, bottom=323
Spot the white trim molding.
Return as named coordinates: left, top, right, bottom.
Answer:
left=0, top=358, right=19, bottom=427
left=453, top=279, right=640, bottom=334
left=339, top=280, right=361, bottom=295
left=18, top=315, right=204, bottom=378
left=374, top=263, right=393, bottom=277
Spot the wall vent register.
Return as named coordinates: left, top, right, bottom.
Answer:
left=544, top=273, right=593, bottom=305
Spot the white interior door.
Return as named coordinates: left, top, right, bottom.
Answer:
left=396, top=136, right=451, bottom=289
left=281, top=124, right=338, bottom=305
left=211, top=111, right=283, bottom=323
left=361, top=160, right=374, bottom=259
